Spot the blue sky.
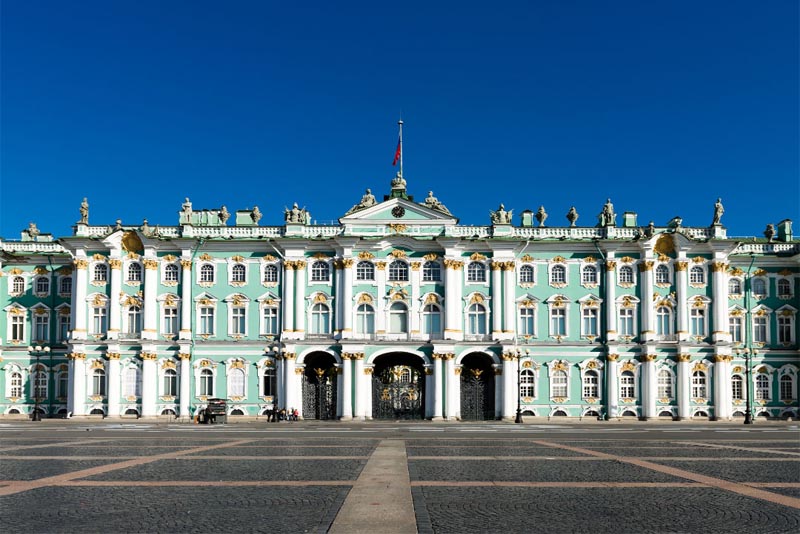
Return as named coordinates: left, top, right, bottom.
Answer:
left=1, top=1, right=798, bottom=239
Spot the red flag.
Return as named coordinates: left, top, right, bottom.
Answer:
left=392, top=136, right=401, bottom=166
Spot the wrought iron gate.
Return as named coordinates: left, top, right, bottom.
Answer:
left=302, top=368, right=337, bottom=420
left=372, top=365, right=424, bottom=420
left=460, top=367, right=494, bottom=420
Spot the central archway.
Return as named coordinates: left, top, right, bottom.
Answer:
left=301, top=352, right=338, bottom=420
left=460, top=352, right=496, bottom=420
left=372, top=353, right=426, bottom=420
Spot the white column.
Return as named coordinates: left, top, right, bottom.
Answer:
left=494, top=367, right=502, bottom=419
left=491, top=263, right=503, bottom=337
left=180, top=259, right=193, bottom=340
left=284, top=353, right=298, bottom=411
left=340, top=355, right=353, bottom=420
left=432, top=354, right=443, bottom=420
left=294, top=261, right=306, bottom=337
left=410, top=262, right=421, bottom=338
left=503, top=264, right=515, bottom=338
left=353, top=354, right=365, bottom=419
left=68, top=354, right=87, bottom=415
left=605, top=259, right=617, bottom=341
left=375, top=262, right=387, bottom=335
left=714, top=354, right=731, bottom=420
left=72, top=260, right=88, bottom=339
left=606, top=353, right=619, bottom=419
left=107, top=354, right=121, bottom=417
left=711, top=261, right=730, bottom=343
left=179, top=353, right=191, bottom=418
left=677, top=354, right=691, bottom=420
left=642, top=355, right=657, bottom=419
left=276, top=357, right=285, bottom=410
left=444, top=355, right=458, bottom=419
left=342, top=260, right=354, bottom=338
left=108, top=258, right=122, bottom=340
left=141, top=354, right=157, bottom=417
left=675, top=260, right=689, bottom=340
left=283, top=263, right=295, bottom=334
left=640, top=261, right=655, bottom=340
left=424, top=365, right=433, bottom=419
left=444, top=260, right=463, bottom=341
left=142, top=259, right=158, bottom=340
left=502, top=354, right=514, bottom=419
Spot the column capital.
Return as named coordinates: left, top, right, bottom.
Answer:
left=109, top=259, right=122, bottom=270
left=675, top=261, right=688, bottom=272
left=143, top=259, right=159, bottom=270
left=606, top=353, right=619, bottom=362
left=140, top=352, right=158, bottom=361
left=106, top=352, right=121, bottom=360
left=640, top=354, right=657, bottom=362
left=179, top=352, right=192, bottom=360
left=67, top=352, right=86, bottom=360
left=710, top=261, right=727, bottom=273
left=74, top=259, right=89, bottom=270
left=676, top=353, right=691, bottom=362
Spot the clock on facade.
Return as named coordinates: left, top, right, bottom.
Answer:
left=392, top=206, right=405, bottom=218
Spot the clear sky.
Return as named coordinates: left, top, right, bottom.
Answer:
left=1, top=1, right=798, bottom=240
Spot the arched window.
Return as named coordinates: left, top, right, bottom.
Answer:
left=689, top=266, right=705, bottom=284
left=422, top=261, right=441, bottom=282
left=355, top=304, right=375, bottom=335
left=263, top=264, right=278, bottom=283
left=199, top=369, right=214, bottom=396
left=655, top=265, right=670, bottom=284
left=755, top=374, right=770, bottom=400
left=164, top=263, right=179, bottom=283
left=777, top=279, right=792, bottom=297
left=467, top=262, right=486, bottom=283
left=520, top=265, right=535, bottom=284
left=311, top=261, right=329, bottom=281
left=691, top=371, right=707, bottom=398
left=582, top=370, right=598, bottom=398
left=35, top=276, right=49, bottom=294
left=388, top=261, right=409, bottom=282
left=752, top=278, right=767, bottom=296
left=9, top=372, right=23, bottom=397
left=200, top=264, right=215, bottom=283
left=229, top=368, right=245, bottom=397
left=127, top=306, right=142, bottom=335
left=163, top=369, right=177, bottom=396
left=11, top=276, right=25, bottom=294
left=728, top=278, right=742, bottom=296
left=620, top=371, right=635, bottom=398
left=93, top=264, right=108, bottom=283
left=122, top=367, right=140, bottom=397
left=466, top=303, right=487, bottom=335
left=127, top=263, right=142, bottom=283
left=59, top=276, right=72, bottom=295
left=551, top=370, right=568, bottom=397
left=618, top=266, right=634, bottom=284
left=262, top=367, right=276, bottom=397
left=389, top=302, right=408, bottom=333
left=521, top=369, right=536, bottom=397
left=780, top=375, right=794, bottom=401
left=582, top=265, right=598, bottom=285
left=656, top=306, right=672, bottom=336
left=231, top=264, right=246, bottom=283
left=731, top=375, right=744, bottom=400
left=356, top=261, right=374, bottom=281
left=310, top=303, right=330, bottom=334
left=92, top=369, right=106, bottom=396
left=550, top=264, right=566, bottom=285
left=657, top=369, right=673, bottom=398
left=421, top=304, right=442, bottom=338
left=519, top=306, right=535, bottom=336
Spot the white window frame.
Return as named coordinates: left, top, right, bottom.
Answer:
left=126, top=262, right=143, bottom=284
left=31, top=366, right=48, bottom=399
left=34, top=275, right=50, bottom=296
left=582, top=369, right=599, bottom=398
left=10, top=276, right=25, bottom=296
left=776, top=309, right=795, bottom=344
left=728, top=277, right=743, bottom=297
left=225, top=294, right=249, bottom=337
left=657, top=368, right=674, bottom=399
left=422, top=261, right=441, bottom=282
left=655, top=264, right=670, bottom=285
left=91, top=368, right=107, bottom=397
left=619, top=370, right=636, bottom=399
left=124, top=304, right=143, bottom=337
left=521, top=369, right=536, bottom=398
left=656, top=305, right=673, bottom=337
left=580, top=305, right=599, bottom=338
left=355, top=303, right=376, bottom=337
left=230, top=263, right=247, bottom=285
left=465, top=302, right=488, bottom=337
left=519, top=264, right=535, bottom=285
left=617, top=265, right=635, bottom=286
left=691, top=371, right=707, bottom=398
left=751, top=277, right=768, bottom=297
left=777, top=278, right=792, bottom=298
left=162, top=263, right=180, bottom=285
left=196, top=366, right=215, bottom=397
left=581, top=264, right=598, bottom=287
left=262, top=263, right=279, bottom=284
left=388, top=301, right=409, bottom=334
left=122, top=365, right=141, bottom=398
left=421, top=302, right=442, bottom=339
left=197, top=301, right=217, bottom=336
left=162, top=367, right=178, bottom=397
left=546, top=297, right=569, bottom=338
left=388, top=260, right=410, bottom=282
left=689, top=307, right=707, bottom=338
left=198, top=263, right=216, bottom=285
left=92, top=263, right=108, bottom=284
left=729, top=312, right=744, bottom=343
left=310, top=261, right=330, bottom=283
left=731, top=374, right=744, bottom=400
left=227, top=362, right=248, bottom=398
left=310, top=302, right=332, bottom=335
left=549, top=264, right=567, bottom=287
left=59, top=275, right=73, bottom=296
left=518, top=306, right=536, bottom=337
left=689, top=265, right=706, bottom=286
left=466, top=262, right=487, bottom=284
left=755, top=372, right=771, bottom=401
left=751, top=307, right=772, bottom=344
left=8, top=370, right=23, bottom=398
left=550, top=368, right=569, bottom=399
left=356, top=261, right=375, bottom=281
left=31, top=307, right=50, bottom=343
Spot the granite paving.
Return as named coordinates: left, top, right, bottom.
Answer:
left=0, top=459, right=120, bottom=481
left=647, top=460, right=800, bottom=483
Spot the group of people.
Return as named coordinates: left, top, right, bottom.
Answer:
left=265, top=407, right=299, bottom=422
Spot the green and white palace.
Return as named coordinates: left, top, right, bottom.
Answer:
left=1, top=174, right=798, bottom=421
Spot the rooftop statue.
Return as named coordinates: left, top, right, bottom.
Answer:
left=535, top=205, right=548, bottom=227
left=219, top=205, right=230, bottom=225
left=597, top=198, right=616, bottom=227
left=490, top=203, right=513, bottom=225
left=391, top=172, right=407, bottom=190
left=644, top=221, right=656, bottom=238
left=26, top=222, right=40, bottom=238
left=421, top=191, right=451, bottom=215
left=712, top=197, right=724, bottom=225
left=764, top=223, right=775, bottom=243
left=251, top=206, right=262, bottom=225
left=346, top=188, right=377, bottom=215
left=566, top=206, right=579, bottom=227
left=181, top=197, right=193, bottom=224
left=79, top=197, right=89, bottom=224
left=141, top=218, right=151, bottom=235
left=285, top=202, right=309, bottom=224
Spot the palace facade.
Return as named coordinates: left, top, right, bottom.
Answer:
left=1, top=175, right=798, bottom=420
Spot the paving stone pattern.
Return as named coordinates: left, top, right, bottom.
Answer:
left=649, top=460, right=800, bottom=483
left=0, top=459, right=119, bottom=481
left=406, top=446, right=589, bottom=457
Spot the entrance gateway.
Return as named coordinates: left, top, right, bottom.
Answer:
left=372, top=353, right=425, bottom=420
left=302, top=352, right=337, bottom=420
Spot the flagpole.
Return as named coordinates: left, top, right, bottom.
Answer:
left=398, top=119, right=403, bottom=177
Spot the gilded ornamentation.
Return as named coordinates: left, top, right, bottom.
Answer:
left=127, top=251, right=140, bottom=260
left=691, top=256, right=706, bottom=264
left=454, top=368, right=462, bottom=376
left=653, top=234, right=675, bottom=256
left=92, top=294, right=107, bottom=307
left=230, top=360, right=245, bottom=369
left=620, top=256, right=635, bottom=264
left=605, top=260, right=616, bottom=271
left=90, top=359, right=105, bottom=369
left=641, top=354, right=657, bottom=362
left=710, top=261, right=726, bottom=273
left=677, top=353, right=691, bottom=362
left=358, top=251, right=375, bottom=260
left=621, top=361, right=636, bottom=372
left=106, top=352, right=120, bottom=360
left=469, top=294, right=485, bottom=304
left=520, top=254, right=534, bottom=263
left=424, top=293, right=440, bottom=305
left=387, top=223, right=407, bottom=233
left=357, top=293, right=374, bottom=304
left=551, top=397, right=567, bottom=403
left=639, top=261, right=654, bottom=272
left=198, top=253, right=213, bottom=262
left=410, top=261, right=421, bottom=271
left=284, top=353, right=296, bottom=360
left=607, top=353, right=619, bottom=362
left=294, top=260, right=306, bottom=270
left=342, top=259, right=354, bottom=268
left=294, top=368, right=304, bottom=375
left=74, top=259, right=88, bottom=270
left=423, top=253, right=439, bottom=261
left=161, top=360, right=176, bottom=370
left=108, top=258, right=122, bottom=270
left=375, top=261, right=387, bottom=271
left=365, top=368, right=375, bottom=375
left=501, top=261, right=515, bottom=271
left=621, top=295, right=635, bottom=308
left=551, top=255, right=566, bottom=264
left=490, top=261, right=503, bottom=271
left=552, top=361, right=568, bottom=372
left=313, top=294, right=328, bottom=303
left=121, top=231, right=144, bottom=254
left=179, top=353, right=192, bottom=360
left=390, top=249, right=408, bottom=259
left=443, top=259, right=464, bottom=270
left=181, top=259, right=192, bottom=270
left=470, top=252, right=487, bottom=261
left=141, top=352, right=158, bottom=360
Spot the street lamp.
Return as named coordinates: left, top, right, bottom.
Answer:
left=735, top=347, right=757, bottom=425
left=28, top=345, right=50, bottom=421
left=268, top=338, right=285, bottom=411
left=514, top=349, right=529, bottom=424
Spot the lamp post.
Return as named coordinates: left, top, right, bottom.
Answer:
left=28, top=345, right=50, bottom=421
left=514, top=349, right=528, bottom=424
left=269, top=338, right=285, bottom=411
left=735, top=347, right=757, bottom=425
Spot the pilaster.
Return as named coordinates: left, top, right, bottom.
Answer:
left=108, top=257, right=122, bottom=339
left=72, top=259, right=88, bottom=340
left=179, top=352, right=192, bottom=417
left=142, top=258, right=158, bottom=340
left=676, top=353, right=691, bottom=420
left=606, top=352, right=619, bottom=418
left=107, top=352, right=121, bottom=417
left=179, top=259, right=193, bottom=340
left=141, top=352, right=157, bottom=416
left=294, top=261, right=306, bottom=338
left=340, top=353, right=353, bottom=419
left=675, top=259, right=690, bottom=341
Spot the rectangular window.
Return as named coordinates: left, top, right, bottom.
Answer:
left=231, top=308, right=246, bottom=335
left=690, top=308, right=706, bottom=336
left=58, top=314, right=71, bottom=342
left=777, top=316, right=792, bottom=344
left=199, top=307, right=215, bottom=335
left=729, top=316, right=743, bottom=343
left=92, top=308, right=107, bottom=335
left=33, top=314, right=49, bottom=342
left=11, top=315, right=24, bottom=341
left=582, top=308, right=598, bottom=337
left=753, top=315, right=768, bottom=343
left=619, top=308, right=634, bottom=336
left=519, top=308, right=535, bottom=336
left=551, top=372, right=568, bottom=397
left=550, top=308, right=566, bottom=336
left=657, top=372, right=673, bottom=398
left=163, top=308, right=178, bottom=335
left=262, top=307, right=279, bottom=335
